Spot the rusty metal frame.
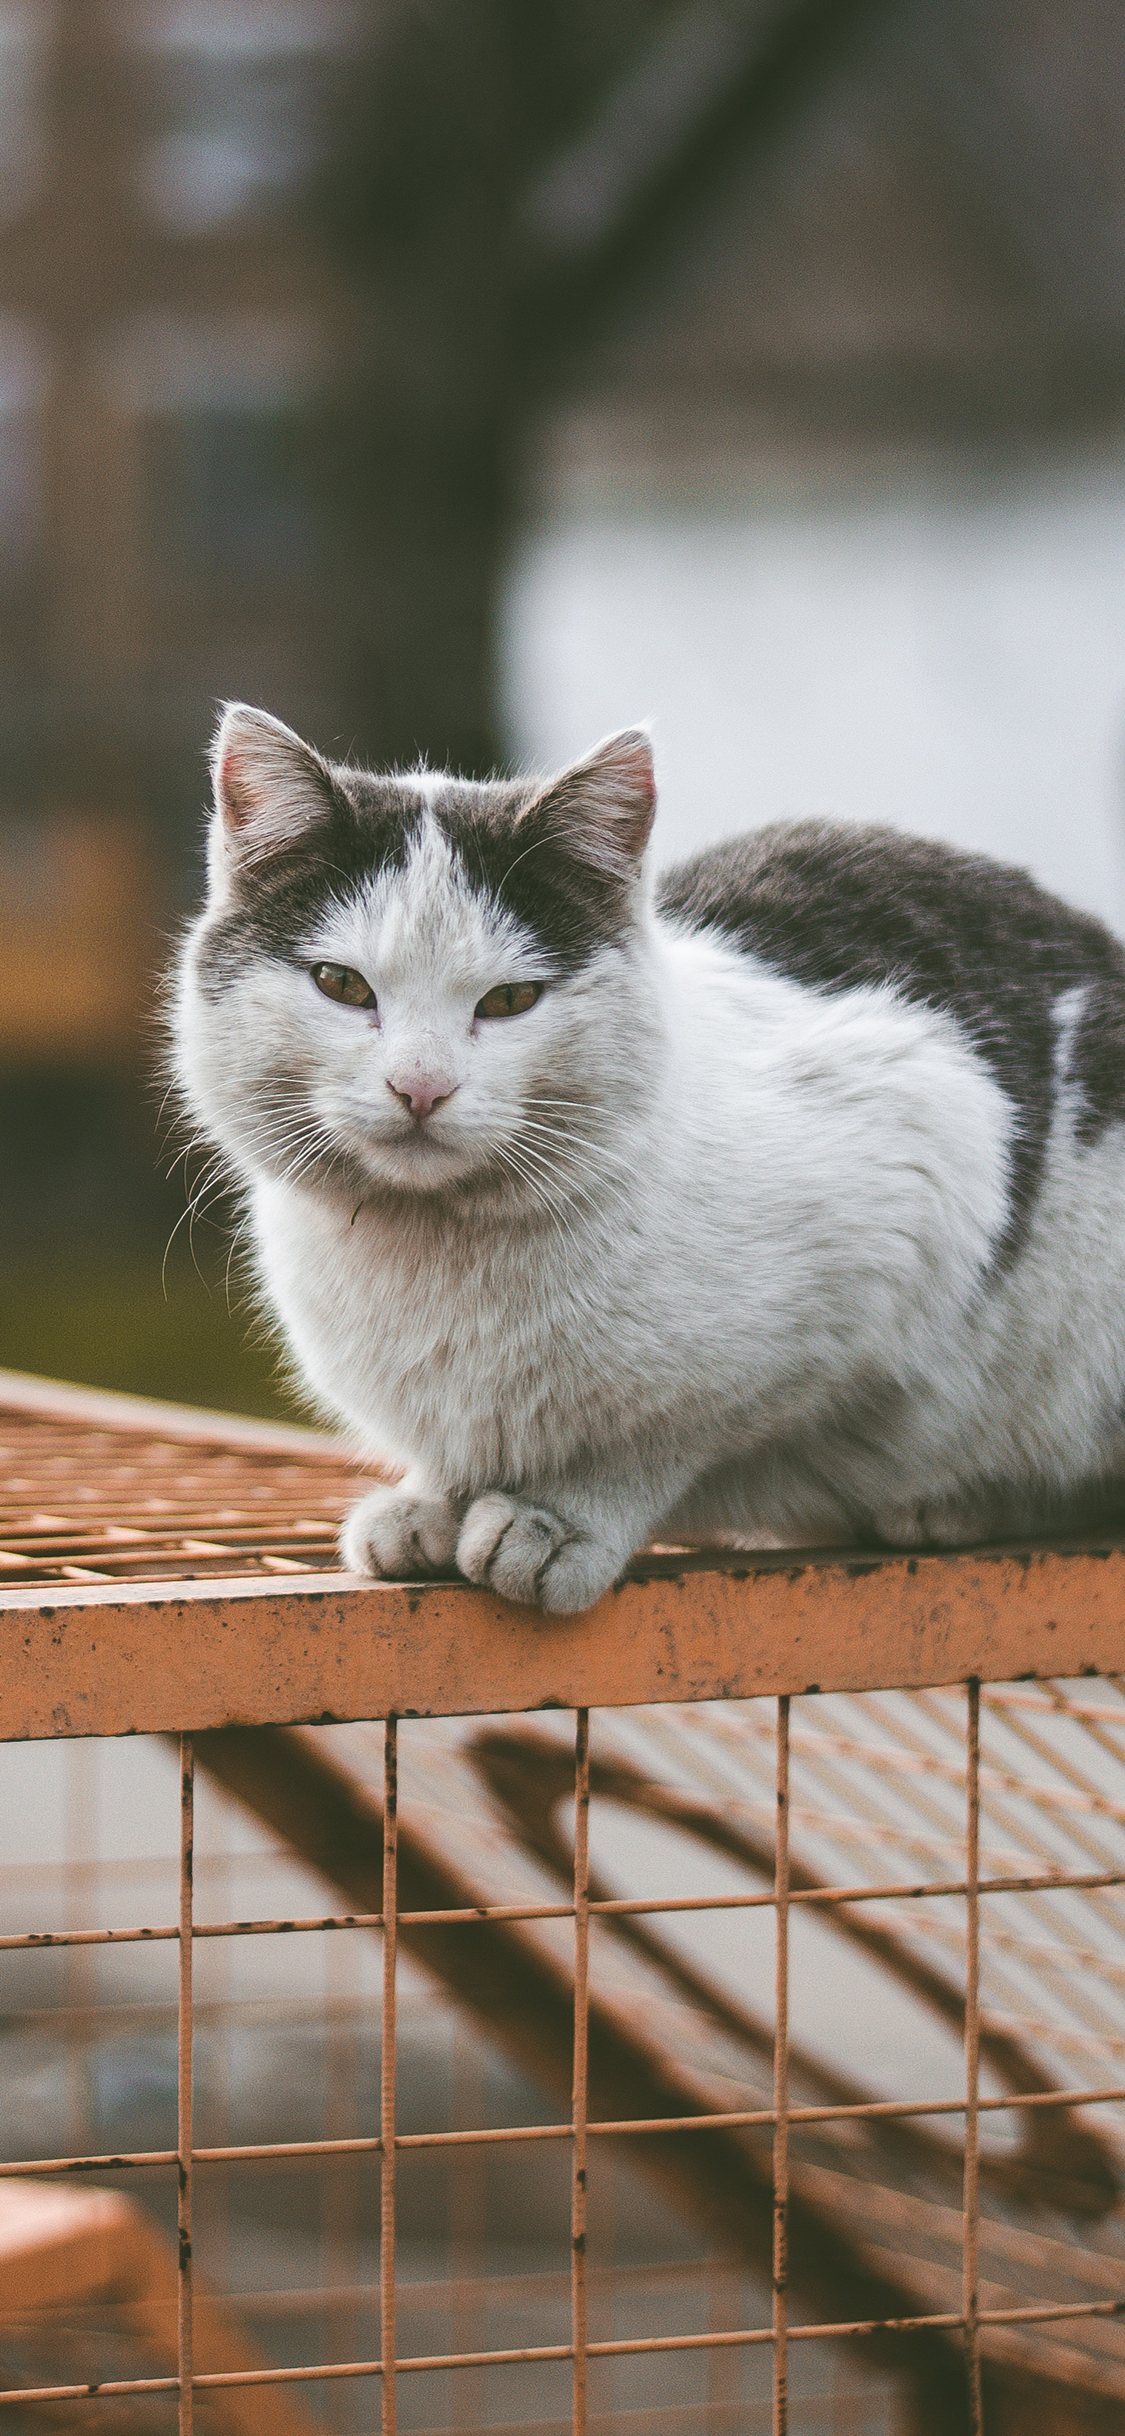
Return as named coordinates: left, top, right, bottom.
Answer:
left=3, top=1378, right=1125, bottom=2429
left=9, top=1541, right=1125, bottom=1740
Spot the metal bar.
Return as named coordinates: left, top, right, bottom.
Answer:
left=979, top=1687, right=1125, bottom=1824
left=381, top=1715, right=398, bottom=2436
left=0, top=1367, right=357, bottom=1455
left=852, top=1682, right=1125, bottom=2073
left=988, top=1690, right=1125, bottom=1726
left=4, top=2074, right=1124, bottom=2181
left=773, top=1694, right=790, bottom=2436
left=55, top=2199, right=1122, bottom=2322
left=0, top=2249, right=786, bottom=2325
left=205, top=1832, right=233, bottom=2319
left=963, top=1680, right=982, bottom=2436
left=735, top=1716, right=1125, bottom=1826
left=178, top=1733, right=194, bottom=2436
left=15, top=1543, right=1125, bottom=1736
left=63, top=1742, right=96, bottom=2160
left=449, top=2033, right=486, bottom=2433
left=966, top=2013, right=1125, bottom=2059
left=852, top=1905, right=1125, bottom=1990
left=813, top=1679, right=1125, bottom=2134
left=5, top=1862, right=1125, bottom=1950
left=572, top=1708, right=591, bottom=2436
left=322, top=1928, right=362, bottom=2435
left=915, top=1685, right=1125, bottom=1917
left=4, top=2295, right=1125, bottom=2408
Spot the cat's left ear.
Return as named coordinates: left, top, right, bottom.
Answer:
left=525, top=729, right=656, bottom=879
left=207, top=703, right=337, bottom=896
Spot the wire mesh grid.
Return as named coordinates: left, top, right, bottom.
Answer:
left=3, top=1689, right=1125, bottom=2432
left=0, top=1401, right=372, bottom=1585
left=2, top=1383, right=1125, bottom=2432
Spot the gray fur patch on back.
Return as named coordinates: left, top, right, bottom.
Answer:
left=658, top=822, right=1125, bottom=1265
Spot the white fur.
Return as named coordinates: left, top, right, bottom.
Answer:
left=174, top=747, right=1125, bottom=1611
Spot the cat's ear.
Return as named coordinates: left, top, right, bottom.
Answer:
left=525, top=728, right=656, bottom=879
left=208, top=703, right=336, bottom=887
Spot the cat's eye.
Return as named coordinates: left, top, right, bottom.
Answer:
left=312, top=962, right=377, bottom=1011
left=475, top=982, right=542, bottom=1021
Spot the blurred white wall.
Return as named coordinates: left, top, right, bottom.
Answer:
left=503, top=442, right=1125, bottom=935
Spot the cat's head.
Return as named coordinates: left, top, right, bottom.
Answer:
left=174, top=704, right=659, bottom=1202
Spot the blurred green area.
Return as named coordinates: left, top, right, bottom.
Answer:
left=0, top=1250, right=304, bottom=1422
left=0, top=1077, right=305, bottom=1422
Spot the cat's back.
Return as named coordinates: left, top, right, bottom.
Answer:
left=657, top=820, right=1125, bottom=1256
left=657, top=820, right=1125, bottom=1019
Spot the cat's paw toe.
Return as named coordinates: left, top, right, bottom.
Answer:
left=341, top=1485, right=461, bottom=1579
left=456, top=1495, right=612, bottom=1613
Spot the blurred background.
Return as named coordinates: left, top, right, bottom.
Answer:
left=4, top=19, right=1125, bottom=2430
left=3, top=0, right=1125, bottom=1417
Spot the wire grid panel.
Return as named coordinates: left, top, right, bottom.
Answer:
left=0, top=1400, right=374, bottom=1586
left=1, top=1689, right=1125, bottom=2433
left=2, top=1381, right=1125, bottom=2431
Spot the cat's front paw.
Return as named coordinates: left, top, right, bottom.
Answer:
left=456, top=1493, right=617, bottom=1614
left=341, top=1484, right=461, bottom=1579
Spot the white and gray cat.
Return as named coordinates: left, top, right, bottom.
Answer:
left=174, top=702, right=1125, bottom=1610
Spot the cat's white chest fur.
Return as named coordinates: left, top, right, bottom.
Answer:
left=253, top=1173, right=616, bottom=1487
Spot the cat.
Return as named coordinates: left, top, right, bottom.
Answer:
left=173, top=701, right=1125, bottom=1611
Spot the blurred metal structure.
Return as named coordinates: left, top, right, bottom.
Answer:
left=0, top=2179, right=319, bottom=2435
left=4, top=1, right=1125, bottom=838
left=0, top=1368, right=374, bottom=1588
left=2, top=1374, right=1125, bottom=2432
left=0, top=0, right=363, bottom=825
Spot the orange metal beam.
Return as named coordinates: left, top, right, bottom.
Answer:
left=3, top=1537, right=1125, bottom=1741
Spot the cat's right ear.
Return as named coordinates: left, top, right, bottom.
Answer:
left=207, top=704, right=335, bottom=898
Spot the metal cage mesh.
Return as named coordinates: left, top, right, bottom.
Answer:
left=2, top=1381, right=1125, bottom=2433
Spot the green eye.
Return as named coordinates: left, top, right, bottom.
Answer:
left=312, top=963, right=376, bottom=1010
left=475, top=982, right=542, bottom=1021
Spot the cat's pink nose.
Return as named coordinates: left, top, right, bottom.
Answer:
left=386, top=1075, right=456, bottom=1121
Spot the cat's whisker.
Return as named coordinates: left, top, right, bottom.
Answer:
left=506, top=1141, right=609, bottom=1226
left=160, top=1200, right=196, bottom=1298
left=515, top=1110, right=608, bottom=1144
left=224, top=1219, right=250, bottom=1317
left=163, top=1135, right=200, bottom=1184
left=489, top=1126, right=578, bottom=1227
left=243, top=1111, right=336, bottom=1183
left=496, top=1132, right=599, bottom=1258
left=514, top=1098, right=615, bottom=1135
left=271, top=1135, right=336, bottom=1193
left=162, top=1149, right=232, bottom=1294
left=513, top=1114, right=617, bottom=1170
left=520, top=1095, right=611, bottom=1112
left=509, top=1124, right=628, bottom=1218
left=518, top=1102, right=613, bottom=1132
left=490, top=1146, right=584, bottom=1291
